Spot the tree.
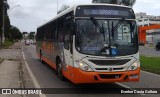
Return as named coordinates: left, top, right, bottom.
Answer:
left=1, top=0, right=22, bottom=43
left=28, top=32, right=35, bottom=40
left=121, top=0, right=136, bottom=7
left=0, top=0, right=12, bottom=43
left=57, top=5, right=70, bottom=14
left=92, top=0, right=136, bottom=7
left=10, top=26, right=22, bottom=40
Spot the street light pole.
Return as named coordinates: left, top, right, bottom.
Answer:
left=57, top=0, right=58, bottom=14
left=1, top=0, right=7, bottom=44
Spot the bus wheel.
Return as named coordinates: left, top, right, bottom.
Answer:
left=57, top=60, right=65, bottom=80
left=40, top=51, right=44, bottom=64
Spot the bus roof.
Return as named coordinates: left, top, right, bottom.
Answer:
left=38, top=4, right=132, bottom=28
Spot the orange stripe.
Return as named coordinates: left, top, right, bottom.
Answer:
left=42, top=56, right=56, bottom=69
left=63, top=65, right=140, bottom=84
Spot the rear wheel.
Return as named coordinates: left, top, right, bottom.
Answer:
left=40, top=51, right=44, bottom=63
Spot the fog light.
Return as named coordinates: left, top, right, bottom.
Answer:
left=131, top=66, right=135, bottom=70
left=84, top=66, right=89, bottom=71
left=129, top=74, right=138, bottom=79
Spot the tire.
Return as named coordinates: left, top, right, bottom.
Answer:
left=57, top=60, right=65, bottom=80
left=40, top=51, right=44, bottom=64
left=156, top=47, right=159, bottom=51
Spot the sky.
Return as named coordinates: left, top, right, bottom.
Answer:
left=7, top=0, right=160, bottom=32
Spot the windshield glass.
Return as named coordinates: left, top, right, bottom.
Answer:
left=75, top=19, right=138, bottom=56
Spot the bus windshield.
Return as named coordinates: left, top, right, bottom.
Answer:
left=75, top=19, right=138, bottom=56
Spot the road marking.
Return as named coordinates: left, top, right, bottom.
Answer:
left=22, top=45, right=47, bottom=97
left=116, top=82, right=131, bottom=89
left=116, top=82, right=146, bottom=96
left=141, top=70, right=160, bottom=77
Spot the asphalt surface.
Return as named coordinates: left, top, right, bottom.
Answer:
left=139, top=45, right=160, bottom=57
left=23, top=44, right=160, bottom=97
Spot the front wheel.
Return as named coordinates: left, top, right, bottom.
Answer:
left=57, top=60, right=65, bottom=80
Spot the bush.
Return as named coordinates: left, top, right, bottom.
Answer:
left=2, top=40, right=14, bottom=48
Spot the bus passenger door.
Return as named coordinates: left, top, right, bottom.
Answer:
left=63, top=22, right=73, bottom=80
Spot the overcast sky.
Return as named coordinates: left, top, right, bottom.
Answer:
left=8, top=0, right=160, bottom=32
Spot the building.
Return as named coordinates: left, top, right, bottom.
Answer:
left=136, top=12, right=160, bottom=43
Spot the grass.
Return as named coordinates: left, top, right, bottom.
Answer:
left=140, top=56, right=160, bottom=74
left=2, top=40, right=15, bottom=49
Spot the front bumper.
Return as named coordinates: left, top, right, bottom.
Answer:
left=71, top=67, right=140, bottom=84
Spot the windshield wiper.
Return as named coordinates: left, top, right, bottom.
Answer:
left=111, top=18, right=125, bottom=38
left=90, top=17, right=105, bottom=41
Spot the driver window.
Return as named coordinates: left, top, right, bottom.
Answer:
left=115, top=22, right=131, bottom=45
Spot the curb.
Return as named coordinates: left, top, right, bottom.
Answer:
left=0, top=58, right=4, bottom=64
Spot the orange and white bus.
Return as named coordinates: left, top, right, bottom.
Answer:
left=36, top=4, right=140, bottom=84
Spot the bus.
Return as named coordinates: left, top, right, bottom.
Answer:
left=36, top=4, right=140, bottom=84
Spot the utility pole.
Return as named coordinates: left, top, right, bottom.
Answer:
left=57, top=0, right=58, bottom=14
left=1, top=0, right=7, bottom=44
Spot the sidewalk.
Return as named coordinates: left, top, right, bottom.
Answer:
left=0, top=42, right=22, bottom=97
left=0, top=42, right=38, bottom=97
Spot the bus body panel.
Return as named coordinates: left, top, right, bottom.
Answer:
left=63, top=65, right=140, bottom=84
left=36, top=4, right=140, bottom=84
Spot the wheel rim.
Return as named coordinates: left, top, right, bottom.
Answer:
left=40, top=54, right=42, bottom=61
left=58, top=63, right=61, bottom=73
left=58, top=63, right=63, bottom=77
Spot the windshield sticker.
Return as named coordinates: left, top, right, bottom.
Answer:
left=111, top=48, right=118, bottom=56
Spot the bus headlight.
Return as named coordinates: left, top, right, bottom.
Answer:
left=128, top=62, right=139, bottom=71
left=78, top=62, right=93, bottom=72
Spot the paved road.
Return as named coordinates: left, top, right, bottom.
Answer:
left=23, top=44, right=160, bottom=97
left=139, top=46, right=160, bottom=57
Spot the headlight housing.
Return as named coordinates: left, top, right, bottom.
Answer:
left=76, top=61, right=93, bottom=72
left=128, top=61, right=140, bottom=71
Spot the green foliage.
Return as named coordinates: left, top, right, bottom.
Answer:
left=57, top=5, right=70, bottom=14
left=140, top=56, right=160, bottom=74
left=2, top=40, right=14, bottom=48
left=10, top=26, right=22, bottom=40
left=92, top=0, right=136, bottom=7
left=0, top=0, right=3, bottom=39
left=28, top=32, right=35, bottom=39
left=92, top=0, right=118, bottom=4
left=0, top=0, right=21, bottom=43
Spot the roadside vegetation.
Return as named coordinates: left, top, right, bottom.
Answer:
left=0, top=0, right=22, bottom=48
left=140, top=56, right=160, bottom=74
left=2, top=40, right=14, bottom=49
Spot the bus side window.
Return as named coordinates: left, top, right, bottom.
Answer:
left=57, top=18, right=64, bottom=41
left=64, top=23, right=70, bottom=50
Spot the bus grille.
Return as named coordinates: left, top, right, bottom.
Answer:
left=89, top=59, right=131, bottom=66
